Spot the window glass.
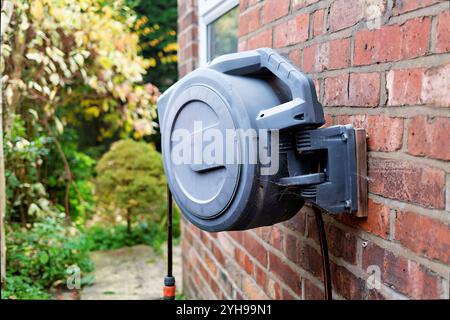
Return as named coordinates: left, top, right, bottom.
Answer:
left=207, top=6, right=239, bottom=61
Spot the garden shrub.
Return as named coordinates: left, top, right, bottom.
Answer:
left=86, top=222, right=166, bottom=252
left=4, top=213, right=93, bottom=295
left=1, top=275, right=51, bottom=300
left=95, top=140, right=167, bottom=234
left=46, top=128, right=97, bottom=224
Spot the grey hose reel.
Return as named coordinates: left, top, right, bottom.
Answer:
left=157, top=48, right=358, bottom=232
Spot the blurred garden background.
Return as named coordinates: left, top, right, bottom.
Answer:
left=0, top=0, right=180, bottom=299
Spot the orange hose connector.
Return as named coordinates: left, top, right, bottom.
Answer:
left=163, top=285, right=176, bottom=300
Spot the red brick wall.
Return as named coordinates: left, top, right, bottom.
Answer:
left=177, top=0, right=450, bottom=299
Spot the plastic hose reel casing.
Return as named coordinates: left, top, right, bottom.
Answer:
left=157, top=48, right=357, bottom=232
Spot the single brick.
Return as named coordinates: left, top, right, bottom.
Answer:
left=323, top=73, right=349, bottom=105
left=421, top=63, right=450, bottom=107
left=247, top=29, right=273, bottom=50
left=369, top=158, right=446, bottom=209
left=354, top=25, right=402, bottom=65
left=274, top=13, right=309, bottom=47
left=326, top=224, right=358, bottom=265
left=239, top=7, right=260, bottom=36
left=386, top=68, right=424, bottom=106
left=400, top=17, right=431, bottom=59
left=262, top=0, right=289, bottom=24
left=408, top=116, right=450, bottom=161
left=243, top=253, right=255, bottom=275
left=235, top=246, right=245, bottom=268
left=328, top=38, right=351, bottom=70
left=362, top=242, right=445, bottom=299
left=395, top=210, right=450, bottom=264
left=349, top=72, right=380, bottom=106
left=298, top=242, right=324, bottom=280
left=330, top=262, right=365, bottom=300
left=302, top=44, right=317, bottom=73
left=312, top=9, right=324, bottom=36
left=329, top=0, right=364, bottom=32
left=284, top=233, right=299, bottom=263
left=288, top=49, right=301, bottom=67
left=435, top=10, right=450, bottom=53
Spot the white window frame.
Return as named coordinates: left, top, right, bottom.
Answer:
left=198, top=0, right=239, bottom=66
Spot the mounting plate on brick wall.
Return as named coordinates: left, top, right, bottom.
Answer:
left=354, top=128, right=368, bottom=218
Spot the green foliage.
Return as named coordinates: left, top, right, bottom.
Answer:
left=46, top=128, right=97, bottom=223
left=5, top=115, right=96, bottom=225
left=95, top=140, right=166, bottom=229
left=128, top=0, right=178, bottom=91
left=5, top=213, right=93, bottom=290
left=87, top=222, right=164, bottom=252
left=1, top=275, right=51, bottom=300
left=1, top=0, right=160, bottom=142
left=4, top=115, right=54, bottom=224
left=176, top=292, right=186, bottom=300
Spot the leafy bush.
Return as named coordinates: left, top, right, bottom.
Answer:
left=1, top=275, right=51, bottom=300
left=1, top=0, right=159, bottom=140
left=45, top=128, right=97, bottom=223
left=86, top=222, right=166, bottom=252
left=4, top=115, right=53, bottom=224
left=5, top=213, right=93, bottom=291
left=95, top=140, right=166, bottom=233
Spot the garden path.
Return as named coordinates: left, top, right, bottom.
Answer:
left=80, top=244, right=182, bottom=300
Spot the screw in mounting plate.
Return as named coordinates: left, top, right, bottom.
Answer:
left=344, top=199, right=351, bottom=209
left=341, top=133, right=348, bottom=142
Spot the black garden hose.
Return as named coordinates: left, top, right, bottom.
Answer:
left=313, top=205, right=333, bottom=300
left=163, top=185, right=175, bottom=300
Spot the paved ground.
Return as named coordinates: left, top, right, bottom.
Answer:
left=80, top=244, right=182, bottom=300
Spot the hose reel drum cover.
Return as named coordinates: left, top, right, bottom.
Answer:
left=157, top=49, right=325, bottom=232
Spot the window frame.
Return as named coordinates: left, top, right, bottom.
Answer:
left=198, top=0, right=239, bottom=66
